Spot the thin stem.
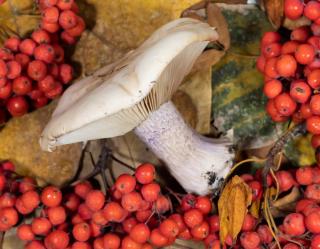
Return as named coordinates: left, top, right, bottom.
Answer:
left=262, top=123, right=305, bottom=189
left=111, top=155, right=135, bottom=172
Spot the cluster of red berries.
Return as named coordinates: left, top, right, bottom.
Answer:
left=0, top=161, right=220, bottom=249
left=257, top=0, right=320, bottom=144
left=222, top=164, right=320, bottom=249
left=0, top=0, right=85, bottom=121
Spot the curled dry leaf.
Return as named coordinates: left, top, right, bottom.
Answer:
left=270, top=187, right=301, bottom=217
left=182, top=2, right=230, bottom=72
left=250, top=199, right=261, bottom=218
left=262, top=0, right=284, bottom=29
left=218, top=176, right=252, bottom=244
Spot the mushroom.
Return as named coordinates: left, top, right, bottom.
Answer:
left=40, top=18, right=234, bottom=195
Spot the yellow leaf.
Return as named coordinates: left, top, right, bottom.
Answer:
left=218, top=176, right=252, bottom=245
left=250, top=199, right=261, bottom=219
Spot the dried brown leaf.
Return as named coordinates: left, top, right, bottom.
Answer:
left=263, top=0, right=284, bottom=29
left=207, top=3, right=230, bottom=50
left=283, top=16, right=311, bottom=30
left=250, top=199, right=261, bottom=218
left=218, top=176, right=252, bottom=244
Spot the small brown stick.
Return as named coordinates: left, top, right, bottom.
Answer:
left=262, top=123, right=305, bottom=189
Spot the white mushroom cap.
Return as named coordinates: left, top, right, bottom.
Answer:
left=40, top=18, right=218, bottom=151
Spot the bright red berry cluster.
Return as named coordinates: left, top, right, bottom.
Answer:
left=222, top=164, right=320, bottom=249
left=0, top=162, right=217, bottom=249
left=0, top=0, right=85, bottom=121
left=257, top=0, right=320, bottom=144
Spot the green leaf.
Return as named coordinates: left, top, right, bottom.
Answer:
left=211, top=6, right=287, bottom=149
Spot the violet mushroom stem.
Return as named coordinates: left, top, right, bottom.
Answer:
left=40, top=18, right=234, bottom=195
left=134, top=101, right=233, bottom=195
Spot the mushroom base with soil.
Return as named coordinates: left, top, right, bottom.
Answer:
left=134, top=101, right=234, bottom=195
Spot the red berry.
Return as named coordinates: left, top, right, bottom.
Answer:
left=31, top=29, right=51, bottom=44
left=19, top=39, right=36, bottom=56
left=290, top=80, right=311, bottom=103
left=281, top=41, right=299, bottom=54
left=291, top=26, right=310, bottom=42
left=241, top=213, right=257, bottom=232
left=123, top=217, right=138, bottom=233
left=78, top=204, right=93, bottom=220
left=0, top=59, right=7, bottom=77
left=41, top=20, right=60, bottom=33
left=308, top=69, right=320, bottom=89
left=6, top=60, right=21, bottom=79
left=276, top=54, right=297, bottom=77
left=5, top=37, right=20, bottom=52
left=240, top=232, right=260, bottom=249
left=284, top=0, right=304, bottom=19
left=150, top=229, right=168, bottom=247
left=19, top=177, right=36, bottom=193
left=57, top=0, right=74, bottom=10
left=276, top=170, right=295, bottom=191
left=45, top=230, right=69, bottom=249
left=52, top=44, right=64, bottom=63
left=73, top=222, right=91, bottom=242
left=45, top=81, right=63, bottom=99
left=312, top=234, right=320, bottom=249
left=130, top=223, right=150, bottom=244
left=92, top=211, right=108, bottom=226
left=181, top=194, right=196, bottom=211
left=264, top=79, right=282, bottom=99
left=6, top=96, right=29, bottom=117
left=195, top=196, right=212, bottom=214
left=15, top=53, right=30, bottom=68
left=13, top=76, right=32, bottom=95
left=257, top=225, right=273, bottom=244
left=141, top=183, right=160, bottom=202
left=27, top=60, right=47, bottom=81
left=307, top=116, right=320, bottom=134
left=71, top=242, right=91, bottom=249
left=47, top=206, right=66, bottom=225
left=265, top=57, right=279, bottom=78
left=283, top=213, right=305, bottom=236
left=266, top=99, right=288, bottom=122
left=0, top=193, right=16, bottom=208
left=21, top=190, right=40, bottom=210
left=41, top=186, right=62, bottom=207
left=159, top=219, right=179, bottom=238
left=261, top=32, right=281, bottom=47
left=304, top=1, right=320, bottom=20
left=103, top=233, right=121, bottom=249
left=38, top=75, right=56, bottom=92
left=295, top=44, right=315, bottom=65
left=31, top=217, right=52, bottom=235
left=0, top=82, right=11, bottom=100
left=135, top=163, right=155, bottom=184
left=93, top=238, right=104, bottom=249
left=34, top=44, right=55, bottom=63
left=42, top=7, right=59, bottom=23
left=115, top=174, right=136, bottom=194
left=305, top=210, right=320, bottom=233
left=25, top=241, right=46, bottom=249
left=306, top=184, right=320, bottom=202
left=262, top=42, right=282, bottom=58
left=59, top=64, right=73, bottom=84
left=184, top=209, right=203, bottom=228
left=66, top=16, right=85, bottom=37
left=103, top=202, right=125, bottom=222
left=75, top=181, right=92, bottom=199
left=85, top=190, right=105, bottom=211
left=296, top=167, right=313, bottom=185
left=121, top=191, right=143, bottom=212
left=283, top=243, right=300, bottom=249
left=61, top=31, right=76, bottom=45
left=274, top=93, right=297, bottom=116
left=17, top=224, right=35, bottom=241
left=59, top=10, right=78, bottom=29
left=191, top=221, right=209, bottom=240
left=154, top=195, right=170, bottom=213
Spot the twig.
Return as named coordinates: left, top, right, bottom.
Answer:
left=262, top=123, right=305, bottom=189
left=111, top=155, right=135, bottom=172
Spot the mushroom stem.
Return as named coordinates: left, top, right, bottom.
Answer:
left=134, top=101, right=234, bottom=195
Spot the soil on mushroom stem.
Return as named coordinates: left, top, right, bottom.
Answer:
left=0, top=0, right=85, bottom=122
